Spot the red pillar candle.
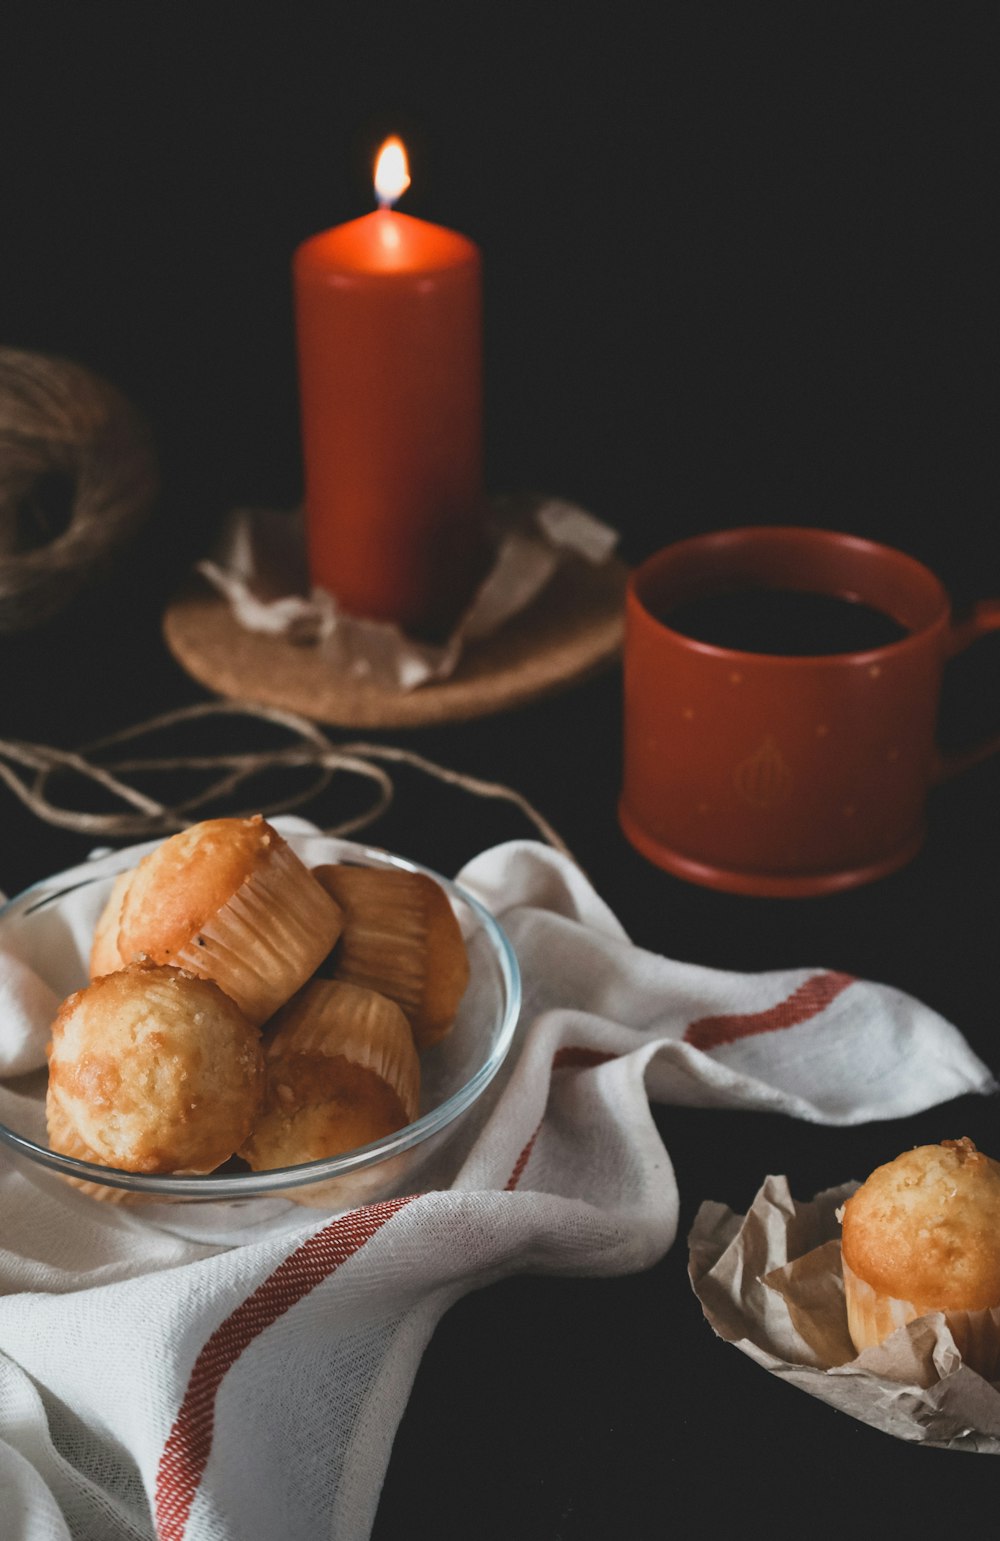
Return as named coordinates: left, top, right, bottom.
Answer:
left=293, top=137, right=486, bottom=637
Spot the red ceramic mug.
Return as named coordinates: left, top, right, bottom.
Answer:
left=618, top=526, right=1000, bottom=896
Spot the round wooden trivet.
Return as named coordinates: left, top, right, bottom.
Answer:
left=163, top=555, right=628, bottom=727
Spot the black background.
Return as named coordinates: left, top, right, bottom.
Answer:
left=2, top=5, right=1000, bottom=1538
left=2, top=4, right=997, bottom=590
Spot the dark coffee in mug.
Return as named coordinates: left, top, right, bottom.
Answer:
left=659, top=586, right=909, bottom=656
left=621, top=526, right=1000, bottom=896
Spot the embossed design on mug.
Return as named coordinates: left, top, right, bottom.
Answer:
left=733, top=736, right=794, bottom=808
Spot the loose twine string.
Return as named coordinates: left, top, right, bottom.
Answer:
left=0, top=700, right=574, bottom=862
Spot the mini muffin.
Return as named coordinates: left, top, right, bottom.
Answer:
left=115, top=816, right=343, bottom=1026
left=241, top=978, right=420, bottom=1172
left=46, top=962, right=265, bottom=1175
left=313, top=864, right=469, bottom=1049
left=89, top=868, right=133, bottom=978
left=840, top=1137, right=1000, bottom=1376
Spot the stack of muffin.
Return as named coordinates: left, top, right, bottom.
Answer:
left=46, top=816, right=469, bottom=1189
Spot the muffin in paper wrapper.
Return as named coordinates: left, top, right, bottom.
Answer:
left=165, top=836, right=342, bottom=1028
left=842, top=1258, right=1000, bottom=1383
left=688, top=1175, right=1000, bottom=1450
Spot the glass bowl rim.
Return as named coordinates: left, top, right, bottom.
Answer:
left=0, top=836, right=522, bottom=1199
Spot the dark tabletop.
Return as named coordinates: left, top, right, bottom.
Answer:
left=2, top=7, right=999, bottom=1537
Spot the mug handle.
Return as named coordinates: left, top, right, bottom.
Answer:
left=932, top=599, right=1000, bottom=783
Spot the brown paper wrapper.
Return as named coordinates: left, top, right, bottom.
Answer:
left=197, top=496, right=619, bottom=692
left=688, top=1175, right=1000, bottom=1450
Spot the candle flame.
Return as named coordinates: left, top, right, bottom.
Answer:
left=374, top=137, right=411, bottom=208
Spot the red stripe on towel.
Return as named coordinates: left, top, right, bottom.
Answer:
left=154, top=1194, right=413, bottom=1541
left=684, top=970, right=854, bottom=1051
left=505, top=1127, right=540, bottom=1190
left=553, top=1046, right=618, bottom=1071
left=156, top=1044, right=623, bottom=1533
left=505, top=1045, right=619, bottom=1190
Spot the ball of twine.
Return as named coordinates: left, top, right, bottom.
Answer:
left=0, top=346, right=158, bottom=633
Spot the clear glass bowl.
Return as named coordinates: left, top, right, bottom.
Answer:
left=0, top=834, right=521, bottom=1230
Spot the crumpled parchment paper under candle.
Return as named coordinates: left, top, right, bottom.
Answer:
left=197, top=494, right=619, bottom=691
left=688, top=1175, right=1000, bottom=1450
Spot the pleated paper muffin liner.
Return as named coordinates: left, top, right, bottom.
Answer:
left=314, top=864, right=469, bottom=1049
left=265, top=978, right=421, bottom=1124
left=169, top=838, right=342, bottom=1026
left=689, top=1175, right=1000, bottom=1450
left=241, top=979, right=421, bottom=1176
left=842, top=1259, right=1000, bottom=1381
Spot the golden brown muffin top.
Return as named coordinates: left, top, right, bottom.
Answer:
left=118, top=815, right=284, bottom=965
left=840, top=1138, right=1000, bottom=1313
left=47, top=960, right=264, bottom=1174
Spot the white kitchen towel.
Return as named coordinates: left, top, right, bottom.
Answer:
left=0, top=831, right=994, bottom=1541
